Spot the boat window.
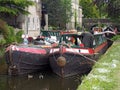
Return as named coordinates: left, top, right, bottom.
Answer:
left=94, top=34, right=106, bottom=46
left=80, top=32, right=94, bottom=48
left=59, top=35, right=83, bottom=48
left=98, top=36, right=103, bottom=44
left=93, top=39, right=96, bottom=46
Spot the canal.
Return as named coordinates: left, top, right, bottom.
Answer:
left=0, top=50, right=83, bottom=90
left=0, top=71, right=82, bottom=90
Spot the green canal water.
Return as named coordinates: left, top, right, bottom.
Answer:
left=0, top=57, right=82, bottom=90
left=0, top=72, right=82, bottom=90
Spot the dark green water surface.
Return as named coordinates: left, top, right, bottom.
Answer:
left=0, top=72, right=82, bottom=90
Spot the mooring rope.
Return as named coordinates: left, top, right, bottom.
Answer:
left=53, top=41, right=97, bottom=63
left=52, top=44, right=97, bottom=63
left=9, top=45, right=14, bottom=66
left=69, top=46, right=97, bottom=63
left=77, top=53, right=97, bottom=63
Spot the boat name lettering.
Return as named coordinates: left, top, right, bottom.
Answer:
left=66, top=49, right=79, bottom=53
left=11, top=45, right=19, bottom=51
left=50, top=48, right=59, bottom=53
left=66, top=48, right=89, bottom=54
left=80, top=49, right=89, bottom=53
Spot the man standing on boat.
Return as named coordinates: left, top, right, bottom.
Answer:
left=81, top=32, right=94, bottom=48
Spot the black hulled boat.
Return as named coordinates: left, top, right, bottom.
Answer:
left=5, top=44, right=51, bottom=75
left=49, top=31, right=112, bottom=78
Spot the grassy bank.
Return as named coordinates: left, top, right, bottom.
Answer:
left=77, top=40, right=120, bottom=90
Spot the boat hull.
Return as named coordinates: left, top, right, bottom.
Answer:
left=5, top=45, right=50, bottom=75
left=49, top=41, right=110, bottom=78
left=49, top=53, right=94, bottom=78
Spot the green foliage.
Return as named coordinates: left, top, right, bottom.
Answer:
left=42, top=0, right=72, bottom=29
left=15, top=30, right=24, bottom=43
left=107, top=0, right=120, bottom=21
left=79, top=0, right=100, bottom=18
left=111, top=35, right=120, bottom=41
left=0, top=19, right=9, bottom=40
left=0, top=39, right=6, bottom=46
left=61, top=0, right=72, bottom=23
left=0, top=0, right=34, bottom=16
left=4, top=26, right=16, bottom=44
left=0, top=19, right=23, bottom=45
left=0, top=46, right=5, bottom=56
left=5, top=26, right=23, bottom=44
left=92, top=0, right=120, bottom=21
left=92, top=0, right=108, bottom=18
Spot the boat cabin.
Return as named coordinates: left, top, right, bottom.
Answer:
left=58, top=32, right=107, bottom=48
left=59, top=33, right=82, bottom=48
left=41, top=30, right=61, bottom=38
left=40, top=30, right=77, bottom=39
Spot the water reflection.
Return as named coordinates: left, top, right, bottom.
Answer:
left=0, top=72, right=82, bottom=90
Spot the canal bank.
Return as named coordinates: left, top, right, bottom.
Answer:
left=0, top=47, right=7, bottom=75
left=0, top=37, right=120, bottom=90
left=77, top=39, right=120, bottom=90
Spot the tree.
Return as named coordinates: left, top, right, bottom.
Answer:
left=0, top=0, right=34, bottom=16
left=93, top=0, right=108, bottom=18
left=0, top=0, right=35, bottom=27
left=79, top=0, right=100, bottom=18
left=0, top=0, right=34, bottom=45
left=93, top=0, right=120, bottom=21
left=42, top=0, right=72, bottom=29
left=0, top=0, right=34, bottom=25
left=107, top=0, right=120, bottom=21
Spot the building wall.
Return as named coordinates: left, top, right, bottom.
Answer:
left=66, top=0, right=82, bottom=30
left=0, top=0, right=41, bottom=37
left=20, top=0, right=82, bottom=34
left=22, top=0, right=41, bottom=37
